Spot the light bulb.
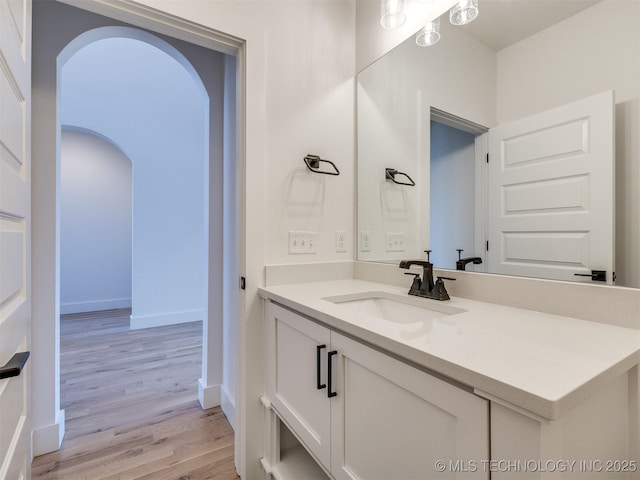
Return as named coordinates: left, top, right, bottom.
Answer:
left=450, top=0, right=478, bottom=26
left=416, top=18, right=441, bottom=46
left=381, top=0, right=406, bottom=29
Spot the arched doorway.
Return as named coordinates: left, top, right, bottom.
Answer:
left=60, top=32, right=208, bottom=330
left=30, top=8, right=238, bottom=458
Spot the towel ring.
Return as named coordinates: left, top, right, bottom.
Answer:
left=385, top=168, right=415, bottom=186
left=304, top=154, right=340, bottom=176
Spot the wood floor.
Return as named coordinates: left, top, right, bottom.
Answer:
left=32, top=309, right=239, bottom=480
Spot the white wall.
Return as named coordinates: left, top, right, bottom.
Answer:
left=497, top=0, right=640, bottom=288
left=61, top=37, right=207, bottom=328
left=357, top=19, right=496, bottom=262
left=60, top=128, right=132, bottom=314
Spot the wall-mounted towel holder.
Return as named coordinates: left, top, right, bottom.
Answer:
left=385, top=168, right=415, bottom=186
left=304, top=154, right=340, bottom=176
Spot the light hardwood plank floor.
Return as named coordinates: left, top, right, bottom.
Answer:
left=32, top=309, right=239, bottom=480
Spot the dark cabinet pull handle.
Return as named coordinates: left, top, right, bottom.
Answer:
left=327, top=350, right=338, bottom=398
left=0, top=351, right=30, bottom=380
left=316, top=345, right=326, bottom=390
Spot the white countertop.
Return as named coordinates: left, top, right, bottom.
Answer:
left=259, top=279, right=640, bottom=420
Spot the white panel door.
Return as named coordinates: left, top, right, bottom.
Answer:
left=266, top=303, right=332, bottom=470
left=0, top=0, right=31, bottom=479
left=488, top=90, right=615, bottom=283
left=330, top=332, right=489, bottom=480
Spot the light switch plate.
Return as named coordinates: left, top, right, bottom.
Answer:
left=385, top=233, right=406, bottom=252
left=289, top=231, right=318, bottom=254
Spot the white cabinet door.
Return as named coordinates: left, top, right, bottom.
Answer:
left=0, top=0, right=32, bottom=479
left=488, top=90, right=615, bottom=283
left=267, top=303, right=332, bottom=469
left=330, top=332, right=489, bottom=480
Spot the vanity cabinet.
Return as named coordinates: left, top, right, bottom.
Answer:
left=265, top=301, right=490, bottom=480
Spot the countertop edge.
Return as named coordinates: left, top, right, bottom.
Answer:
left=258, top=285, right=640, bottom=421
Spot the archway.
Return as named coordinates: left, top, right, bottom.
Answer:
left=30, top=15, right=234, bottom=455
left=60, top=32, right=208, bottom=330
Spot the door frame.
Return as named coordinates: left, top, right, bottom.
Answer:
left=32, top=0, right=247, bottom=473
left=429, top=107, right=489, bottom=270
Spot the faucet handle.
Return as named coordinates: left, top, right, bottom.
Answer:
left=456, top=249, right=463, bottom=260
left=404, top=272, right=422, bottom=293
left=424, top=249, right=431, bottom=262
left=430, top=276, right=455, bottom=300
left=437, top=276, right=456, bottom=282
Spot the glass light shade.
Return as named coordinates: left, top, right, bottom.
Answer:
left=416, top=18, right=441, bottom=46
left=380, top=0, right=406, bottom=29
left=450, top=0, right=478, bottom=26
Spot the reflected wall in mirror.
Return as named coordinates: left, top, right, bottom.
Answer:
left=357, top=0, right=640, bottom=288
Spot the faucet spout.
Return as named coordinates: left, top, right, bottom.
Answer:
left=398, top=259, right=434, bottom=294
left=456, top=257, right=483, bottom=271
left=399, top=254, right=453, bottom=300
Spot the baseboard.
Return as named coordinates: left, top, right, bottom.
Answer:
left=129, top=309, right=203, bottom=330
left=32, top=409, right=65, bottom=457
left=198, top=379, right=221, bottom=409
left=60, top=298, right=131, bottom=314
left=221, top=384, right=236, bottom=430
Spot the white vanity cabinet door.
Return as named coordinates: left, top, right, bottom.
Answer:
left=330, top=332, right=490, bottom=480
left=267, top=303, right=332, bottom=470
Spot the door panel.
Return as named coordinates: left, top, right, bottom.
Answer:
left=488, top=90, right=615, bottom=283
left=331, top=332, right=489, bottom=480
left=0, top=232, right=22, bottom=303
left=267, top=303, right=332, bottom=469
left=0, top=0, right=31, bottom=478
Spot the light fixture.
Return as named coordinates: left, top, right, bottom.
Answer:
left=380, top=0, right=406, bottom=29
left=449, top=0, right=479, bottom=26
left=416, top=17, right=441, bottom=46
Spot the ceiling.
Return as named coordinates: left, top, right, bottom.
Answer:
left=457, top=0, right=601, bottom=51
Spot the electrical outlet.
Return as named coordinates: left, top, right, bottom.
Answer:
left=361, top=231, right=371, bottom=252
left=289, top=231, right=318, bottom=254
left=385, top=233, right=406, bottom=252
left=335, top=231, right=347, bottom=252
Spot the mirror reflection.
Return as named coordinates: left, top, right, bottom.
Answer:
left=357, top=0, right=639, bottom=288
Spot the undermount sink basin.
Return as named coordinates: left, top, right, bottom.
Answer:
left=323, top=292, right=466, bottom=324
